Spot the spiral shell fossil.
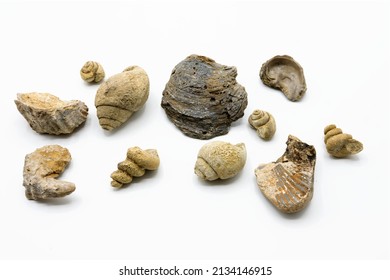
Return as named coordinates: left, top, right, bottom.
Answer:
left=324, top=124, right=363, bottom=158
left=95, top=66, right=149, bottom=131
left=111, top=147, right=160, bottom=188
left=255, top=135, right=316, bottom=213
left=248, top=109, right=276, bottom=140
left=194, top=141, right=246, bottom=181
left=80, top=61, right=105, bottom=83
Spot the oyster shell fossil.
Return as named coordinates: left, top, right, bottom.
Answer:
left=161, top=54, right=248, bottom=140
left=80, top=61, right=105, bottom=83
left=324, top=124, right=363, bottom=158
left=248, top=109, right=276, bottom=140
left=255, top=135, right=316, bottom=213
left=15, top=92, right=88, bottom=135
left=260, top=55, right=307, bottom=101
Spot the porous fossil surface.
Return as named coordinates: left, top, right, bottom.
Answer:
left=324, top=124, right=363, bottom=158
left=248, top=109, right=276, bottom=140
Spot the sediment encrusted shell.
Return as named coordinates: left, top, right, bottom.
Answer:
left=15, top=92, right=88, bottom=135
left=248, top=109, right=276, bottom=140
left=260, top=55, right=307, bottom=101
left=95, top=66, right=149, bottom=131
left=255, top=135, right=316, bottom=213
left=324, top=124, right=363, bottom=158
left=161, top=55, right=248, bottom=140
left=194, top=141, right=246, bottom=181
left=80, top=61, right=105, bottom=83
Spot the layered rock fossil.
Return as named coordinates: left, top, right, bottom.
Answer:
left=248, top=109, right=276, bottom=140
left=324, top=124, right=363, bottom=158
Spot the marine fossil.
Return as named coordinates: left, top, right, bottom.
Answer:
left=95, top=66, right=149, bottom=131
left=161, top=54, right=248, bottom=140
left=22, top=145, right=76, bottom=200
left=194, top=141, right=246, bottom=181
left=324, top=124, right=363, bottom=158
left=80, top=61, right=105, bottom=83
left=15, top=92, right=88, bottom=135
left=248, top=109, right=276, bottom=140
left=255, top=135, right=316, bottom=213
left=111, top=147, right=160, bottom=188
left=260, top=55, right=307, bottom=101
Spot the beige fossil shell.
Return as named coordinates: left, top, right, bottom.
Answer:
left=111, top=147, right=160, bottom=188
left=15, top=92, right=88, bottom=135
left=22, top=145, right=76, bottom=200
left=95, top=66, right=149, bottom=130
left=80, top=61, right=105, bottom=83
left=324, top=124, right=363, bottom=158
left=194, top=141, right=246, bottom=181
left=248, top=109, right=276, bottom=140
left=255, top=135, right=316, bottom=213
left=260, top=55, right=307, bottom=101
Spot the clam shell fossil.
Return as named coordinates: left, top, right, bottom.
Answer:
left=255, top=135, right=316, bottom=213
left=248, top=109, right=276, bottom=140
left=80, top=61, right=105, bottom=83
left=260, top=55, right=307, bottom=101
left=324, top=124, right=363, bottom=158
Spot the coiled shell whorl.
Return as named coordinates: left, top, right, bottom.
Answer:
left=80, top=61, right=105, bottom=83
left=324, top=124, right=363, bottom=158
left=248, top=109, right=276, bottom=140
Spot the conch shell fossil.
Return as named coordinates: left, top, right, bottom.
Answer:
left=95, top=66, right=149, bottom=131
left=255, top=135, right=316, bottom=213
left=15, top=92, right=88, bottom=135
left=111, top=147, right=160, bottom=188
left=194, top=141, right=246, bottom=181
left=324, top=124, right=363, bottom=158
left=260, top=55, right=307, bottom=101
left=248, top=109, right=276, bottom=140
left=22, top=145, right=76, bottom=200
left=80, top=61, right=105, bottom=83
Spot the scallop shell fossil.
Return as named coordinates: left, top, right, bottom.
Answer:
left=324, top=124, right=363, bottom=158
left=15, top=92, right=88, bottom=135
left=194, top=141, right=246, bottom=181
left=95, top=66, right=149, bottom=131
left=80, top=61, right=105, bottom=83
left=255, top=135, right=316, bottom=214
left=260, top=55, right=307, bottom=101
left=248, top=109, right=276, bottom=140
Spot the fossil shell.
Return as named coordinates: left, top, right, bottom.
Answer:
left=111, top=147, right=160, bottom=188
left=80, top=61, right=105, bottom=83
left=248, top=109, right=276, bottom=140
left=15, top=92, right=88, bottom=135
left=161, top=54, right=248, bottom=139
left=260, top=55, right=307, bottom=101
left=255, top=135, right=316, bottom=213
left=324, top=124, right=363, bottom=158
left=95, top=66, right=149, bottom=131
left=23, top=145, right=76, bottom=200
left=194, top=141, right=246, bottom=181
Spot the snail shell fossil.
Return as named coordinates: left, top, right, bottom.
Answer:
left=80, top=61, right=105, bottom=83
left=95, top=66, right=149, bottom=131
left=248, top=109, right=276, bottom=140
left=324, top=124, right=363, bottom=158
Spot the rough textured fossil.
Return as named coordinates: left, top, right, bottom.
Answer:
left=161, top=55, right=248, bottom=140
left=248, top=109, right=276, bottom=140
left=194, top=141, right=246, bottom=181
left=22, top=145, right=76, bottom=200
left=80, top=61, right=105, bottom=83
left=15, top=92, right=88, bottom=135
left=324, top=124, right=363, bottom=158
left=95, top=66, right=149, bottom=131
left=260, top=55, right=307, bottom=101
left=255, top=135, right=316, bottom=213
left=111, top=147, right=160, bottom=188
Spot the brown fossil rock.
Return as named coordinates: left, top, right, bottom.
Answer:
left=80, top=61, right=105, bottom=83
left=324, top=124, right=363, bottom=158
left=248, top=109, right=276, bottom=140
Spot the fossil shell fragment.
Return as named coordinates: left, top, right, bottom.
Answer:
left=22, top=145, right=76, bottom=200
left=194, top=141, right=246, bottom=181
left=248, top=109, right=276, bottom=140
left=15, top=92, right=88, bottom=135
left=255, top=135, right=316, bottom=213
left=80, top=61, right=105, bottom=83
left=161, top=55, right=248, bottom=140
left=260, top=55, right=307, bottom=101
left=111, top=147, right=160, bottom=188
left=95, top=66, right=149, bottom=131
left=324, top=124, right=363, bottom=158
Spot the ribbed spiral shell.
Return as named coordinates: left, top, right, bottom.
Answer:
left=324, top=124, right=363, bottom=158
left=248, top=109, right=276, bottom=140
left=80, top=61, right=105, bottom=83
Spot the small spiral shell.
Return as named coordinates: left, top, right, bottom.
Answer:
left=80, top=61, right=105, bottom=83
left=324, top=124, right=363, bottom=158
left=110, top=147, right=160, bottom=188
left=248, top=109, right=276, bottom=140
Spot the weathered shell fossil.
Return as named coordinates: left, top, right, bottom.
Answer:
left=15, top=92, right=88, bottom=135
left=248, top=109, right=276, bottom=140
left=194, top=141, right=246, bottom=181
left=255, top=135, right=316, bottom=213
left=80, top=61, right=105, bottom=83
left=95, top=66, right=149, bottom=131
left=161, top=55, right=248, bottom=140
left=324, top=124, right=363, bottom=158
left=260, top=55, right=307, bottom=101
left=22, top=145, right=76, bottom=200
left=111, top=147, right=160, bottom=188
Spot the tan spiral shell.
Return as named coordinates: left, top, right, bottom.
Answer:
left=248, top=109, right=276, bottom=140
left=80, top=61, right=105, bottom=83
left=324, top=124, right=363, bottom=158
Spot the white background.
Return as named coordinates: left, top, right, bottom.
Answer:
left=0, top=0, right=389, bottom=265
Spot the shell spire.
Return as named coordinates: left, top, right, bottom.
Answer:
left=248, top=109, right=276, bottom=140
left=324, top=124, right=363, bottom=158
